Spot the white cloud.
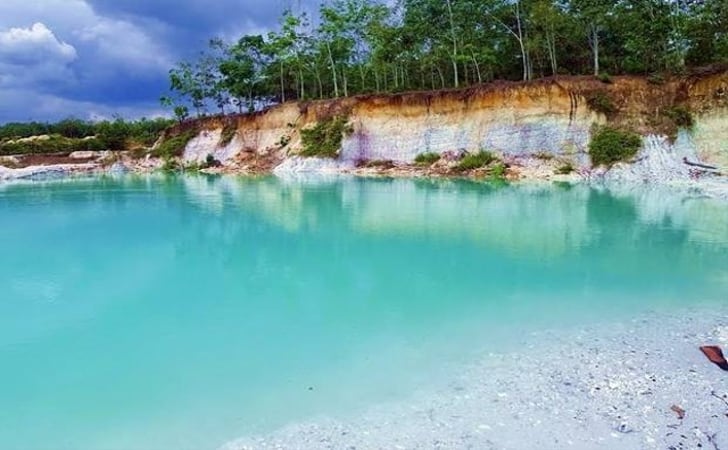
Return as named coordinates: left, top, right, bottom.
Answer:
left=0, top=22, right=77, bottom=65
left=0, top=23, right=78, bottom=90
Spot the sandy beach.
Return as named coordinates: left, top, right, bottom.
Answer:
left=224, top=306, right=728, bottom=450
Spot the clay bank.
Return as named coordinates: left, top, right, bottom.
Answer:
left=3, top=70, right=727, bottom=191
left=145, top=69, right=727, bottom=189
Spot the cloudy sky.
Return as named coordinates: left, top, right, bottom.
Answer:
left=0, top=0, right=304, bottom=123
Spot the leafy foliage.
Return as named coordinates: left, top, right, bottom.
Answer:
left=162, top=0, right=728, bottom=115
left=663, top=105, right=695, bottom=129
left=556, top=162, right=575, bottom=174
left=586, top=91, right=617, bottom=116
left=414, top=152, right=441, bottom=165
left=488, top=162, right=507, bottom=180
left=456, top=150, right=497, bottom=171
left=0, top=135, right=106, bottom=156
left=219, top=124, right=237, bottom=146
left=589, top=126, right=642, bottom=166
left=300, top=116, right=352, bottom=158
left=152, top=129, right=198, bottom=158
left=0, top=117, right=173, bottom=153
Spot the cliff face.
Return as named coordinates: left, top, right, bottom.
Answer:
left=173, top=70, right=728, bottom=174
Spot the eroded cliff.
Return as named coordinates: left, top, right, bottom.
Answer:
left=162, top=69, right=728, bottom=181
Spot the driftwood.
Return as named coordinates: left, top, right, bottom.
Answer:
left=683, top=157, right=719, bottom=171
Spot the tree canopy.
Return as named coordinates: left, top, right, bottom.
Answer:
left=162, top=0, right=728, bottom=117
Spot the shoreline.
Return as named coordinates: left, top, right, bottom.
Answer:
left=222, top=305, right=728, bottom=450
left=2, top=156, right=727, bottom=200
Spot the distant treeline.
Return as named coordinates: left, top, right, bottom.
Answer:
left=162, top=0, right=728, bottom=118
left=0, top=118, right=174, bottom=154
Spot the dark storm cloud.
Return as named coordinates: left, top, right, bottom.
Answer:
left=0, top=0, right=310, bottom=122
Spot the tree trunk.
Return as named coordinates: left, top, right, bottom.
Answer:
left=590, top=25, right=600, bottom=76
left=445, top=0, right=459, bottom=88
left=279, top=63, right=286, bottom=103
left=326, top=42, right=339, bottom=97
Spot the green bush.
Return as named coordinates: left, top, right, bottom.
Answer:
left=589, top=126, right=642, bottom=166
left=414, top=152, right=441, bottom=165
left=152, top=129, right=197, bottom=158
left=0, top=117, right=173, bottom=147
left=0, top=135, right=106, bottom=156
left=586, top=91, right=617, bottom=116
left=488, top=162, right=507, bottom=180
left=456, top=150, right=496, bottom=171
left=556, top=162, right=575, bottom=174
left=597, top=73, right=613, bottom=84
left=300, top=116, right=352, bottom=158
left=663, top=105, right=695, bottom=129
left=161, top=157, right=181, bottom=172
left=219, top=124, right=237, bottom=146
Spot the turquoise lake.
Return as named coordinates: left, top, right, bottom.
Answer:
left=1, top=175, right=727, bottom=450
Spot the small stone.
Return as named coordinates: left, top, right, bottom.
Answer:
left=671, top=405, right=686, bottom=420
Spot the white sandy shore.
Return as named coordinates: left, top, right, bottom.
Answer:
left=0, top=163, right=98, bottom=180
left=223, top=307, right=728, bottom=450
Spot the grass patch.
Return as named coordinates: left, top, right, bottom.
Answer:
left=586, top=91, right=617, bottom=116
left=597, top=73, right=613, bottom=84
left=219, top=124, right=237, bottom=147
left=161, top=157, right=181, bottom=172
left=663, top=105, right=695, bottom=129
left=456, top=150, right=497, bottom=171
left=488, top=162, right=507, bottom=180
left=556, top=162, right=575, bottom=175
left=152, top=129, right=197, bottom=158
left=589, top=125, right=642, bottom=167
left=300, top=116, right=352, bottom=158
left=414, top=152, right=441, bottom=166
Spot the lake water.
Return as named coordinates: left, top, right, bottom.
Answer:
left=0, top=175, right=726, bottom=450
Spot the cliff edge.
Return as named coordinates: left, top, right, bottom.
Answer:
left=157, top=69, right=728, bottom=185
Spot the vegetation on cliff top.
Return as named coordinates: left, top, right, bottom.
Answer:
left=162, top=0, right=728, bottom=118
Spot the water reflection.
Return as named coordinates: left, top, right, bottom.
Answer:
left=175, top=174, right=728, bottom=257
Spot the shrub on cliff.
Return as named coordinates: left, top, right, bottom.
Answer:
left=456, top=151, right=496, bottom=171
left=414, top=152, right=441, bottom=166
left=152, top=129, right=197, bottom=158
left=589, top=126, right=642, bottom=167
left=300, top=116, right=352, bottom=158
left=586, top=91, right=617, bottom=116
left=219, top=124, right=237, bottom=147
left=663, top=105, right=695, bottom=129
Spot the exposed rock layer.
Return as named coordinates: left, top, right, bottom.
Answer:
left=165, top=71, right=728, bottom=181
